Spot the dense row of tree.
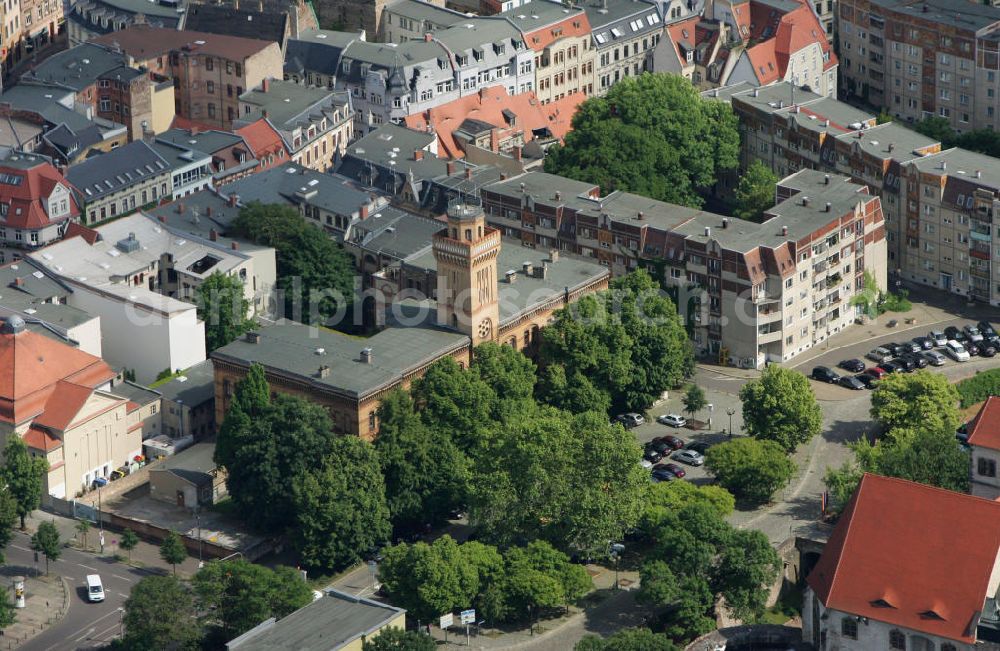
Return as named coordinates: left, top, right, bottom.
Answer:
left=914, top=116, right=1000, bottom=160
left=544, top=74, right=739, bottom=208
left=825, top=371, right=968, bottom=510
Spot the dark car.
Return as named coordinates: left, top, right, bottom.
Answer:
left=922, top=350, right=946, bottom=366
left=981, top=342, right=997, bottom=358
left=658, top=435, right=686, bottom=451
left=643, top=448, right=663, bottom=463
left=646, top=439, right=672, bottom=456
left=655, top=462, right=686, bottom=479
left=893, top=356, right=915, bottom=372
left=838, top=359, right=866, bottom=373
left=884, top=342, right=905, bottom=356
left=913, top=336, right=934, bottom=350
left=838, top=375, right=865, bottom=390
left=879, top=360, right=902, bottom=374
left=855, top=373, right=880, bottom=389
left=651, top=467, right=677, bottom=482
left=904, top=341, right=922, bottom=353
left=945, top=326, right=967, bottom=342
left=686, top=441, right=712, bottom=455
left=904, top=353, right=928, bottom=369
left=812, top=366, right=840, bottom=383
left=979, top=321, right=997, bottom=338
left=968, top=341, right=981, bottom=356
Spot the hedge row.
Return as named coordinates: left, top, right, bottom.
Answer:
left=957, top=369, right=1000, bottom=408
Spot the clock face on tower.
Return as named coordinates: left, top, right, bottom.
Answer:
left=478, top=318, right=493, bottom=340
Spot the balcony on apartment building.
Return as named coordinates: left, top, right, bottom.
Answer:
left=757, top=325, right=783, bottom=344
left=971, top=240, right=992, bottom=260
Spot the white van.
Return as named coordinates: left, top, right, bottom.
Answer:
left=86, top=575, right=104, bottom=602
left=945, top=340, right=970, bottom=362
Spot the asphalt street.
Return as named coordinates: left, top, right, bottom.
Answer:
left=6, top=534, right=154, bottom=651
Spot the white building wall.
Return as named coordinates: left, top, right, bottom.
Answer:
left=67, top=314, right=104, bottom=358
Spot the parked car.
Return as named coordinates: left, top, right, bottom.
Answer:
left=968, top=341, right=981, bottom=357
left=640, top=458, right=653, bottom=469
left=912, top=336, right=934, bottom=350
left=643, top=448, right=663, bottom=463
left=884, top=342, right=906, bottom=356
left=866, top=347, right=892, bottom=363
left=838, top=375, right=866, bottom=390
left=854, top=373, right=880, bottom=389
left=659, top=435, right=686, bottom=450
left=838, top=359, right=866, bottom=373
left=929, top=330, right=948, bottom=347
left=964, top=325, right=984, bottom=342
left=893, top=356, right=915, bottom=372
left=879, top=360, right=902, bottom=374
left=945, top=340, right=971, bottom=361
left=686, top=441, right=712, bottom=455
left=979, top=321, right=997, bottom=338
left=865, top=366, right=888, bottom=380
left=981, top=342, right=997, bottom=358
left=656, top=462, right=686, bottom=479
left=812, top=366, right=840, bottom=383
left=904, top=352, right=928, bottom=369
left=657, top=414, right=687, bottom=428
left=922, top=350, right=946, bottom=366
left=673, top=449, right=705, bottom=466
left=614, top=413, right=645, bottom=428
left=646, top=439, right=672, bottom=456
left=903, top=341, right=922, bottom=353
left=945, top=326, right=967, bottom=342
left=651, top=467, right=677, bottom=482
left=87, top=575, right=105, bottom=603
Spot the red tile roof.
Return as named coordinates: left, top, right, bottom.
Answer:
left=63, top=221, right=101, bottom=245
left=808, top=473, right=1000, bottom=643
left=0, top=326, right=116, bottom=424
left=968, top=396, right=1000, bottom=451
left=403, top=86, right=584, bottom=159
left=24, top=424, right=61, bottom=452
left=32, top=380, right=95, bottom=431
left=94, top=25, right=276, bottom=62
left=170, top=115, right=219, bottom=133
left=235, top=119, right=288, bottom=171
left=744, top=1, right=836, bottom=85
left=664, top=16, right=702, bottom=68
left=521, top=12, right=592, bottom=52
left=0, top=160, right=78, bottom=230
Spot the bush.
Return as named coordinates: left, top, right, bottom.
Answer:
left=880, top=290, right=912, bottom=313
left=705, top=438, right=795, bottom=505
left=957, top=369, right=1000, bottom=408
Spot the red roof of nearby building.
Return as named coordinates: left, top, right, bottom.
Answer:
left=403, top=86, right=584, bottom=159
left=521, top=11, right=592, bottom=52
left=94, top=25, right=276, bottom=62
left=0, top=325, right=115, bottom=424
left=744, top=0, right=836, bottom=85
left=968, top=396, right=1000, bottom=451
left=63, top=221, right=101, bottom=245
left=0, top=159, right=78, bottom=230
left=807, top=473, right=1000, bottom=644
left=664, top=16, right=702, bottom=68
left=32, top=380, right=94, bottom=431
left=235, top=119, right=288, bottom=170
left=169, top=115, right=220, bottom=134
left=24, top=424, right=61, bottom=452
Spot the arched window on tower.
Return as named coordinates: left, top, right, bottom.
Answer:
left=478, top=225, right=483, bottom=237
left=465, top=228, right=472, bottom=241
left=451, top=228, right=458, bottom=238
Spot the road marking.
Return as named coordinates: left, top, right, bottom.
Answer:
left=78, top=563, right=99, bottom=571
left=112, top=574, right=132, bottom=582
left=12, top=544, right=32, bottom=552
left=73, top=627, right=95, bottom=642
left=50, top=606, right=125, bottom=650
left=118, top=593, right=128, bottom=598
left=91, top=621, right=122, bottom=642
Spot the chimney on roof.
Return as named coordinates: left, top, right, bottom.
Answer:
left=638, top=211, right=645, bottom=220
left=977, top=170, right=982, bottom=179
left=228, top=194, right=239, bottom=207
left=522, top=261, right=533, bottom=275
left=778, top=100, right=784, bottom=109
left=519, top=182, right=526, bottom=192
left=825, top=202, right=831, bottom=212
left=245, top=331, right=260, bottom=343
left=190, top=126, right=199, bottom=136
left=795, top=105, right=801, bottom=113
left=424, top=32, right=433, bottom=42
left=753, top=88, right=759, bottom=97
left=506, top=269, right=517, bottom=284
left=231, top=241, right=239, bottom=250
left=781, top=225, right=788, bottom=236
left=447, top=161, right=455, bottom=176
left=722, top=217, right=729, bottom=229
left=318, top=364, right=330, bottom=378
left=361, top=204, right=370, bottom=219
left=500, top=172, right=508, bottom=181
left=13, top=277, right=22, bottom=287
left=888, top=143, right=895, bottom=152
left=262, top=78, right=270, bottom=93
left=801, top=196, right=810, bottom=207
left=942, top=162, right=947, bottom=171
left=554, top=190, right=561, bottom=201
left=824, top=119, right=830, bottom=127
left=465, top=166, right=473, bottom=180
left=824, top=174, right=830, bottom=185
left=209, top=228, right=218, bottom=241
left=414, top=149, right=424, bottom=161
left=176, top=202, right=184, bottom=214
left=514, top=146, right=522, bottom=161
left=704, top=226, right=711, bottom=237
left=549, top=249, right=559, bottom=262
left=360, top=347, right=373, bottom=364
left=158, top=215, right=166, bottom=223
left=535, top=262, right=548, bottom=279
left=206, top=206, right=212, bottom=217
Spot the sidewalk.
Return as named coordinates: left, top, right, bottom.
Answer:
left=0, top=567, right=68, bottom=650
left=26, top=509, right=204, bottom=578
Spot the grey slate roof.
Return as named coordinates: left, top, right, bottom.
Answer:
left=239, top=80, right=349, bottom=130
left=0, top=85, right=104, bottom=135
left=433, top=16, right=522, bottom=52
left=227, top=590, right=404, bottom=651
left=182, top=4, right=288, bottom=46
left=284, top=30, right=358, bottom=77
left=156, top=129, right=248, bottom=156
left=154, top=359, right=216, bottom=406
left=66, top=140, right=170, bottom=203
left=910, top=148, right=1000, bottom=191
left=385, top=0, right=466, bottom=26
left=221, top=163, right=370, bottom=217
left=875, top=0, right=1000, bottom=32
left=350, top=207, right=442, bottom=261
left=0, top=260, right=71, bottom=303
left=112, top=380, right=161, bottom=406
left=583, top=0, right=661, bottom=37
left=501, top=1, right=586, bottom=29
left=21, top=43, right=130, bottom=91
left=151, top=442, right=218, bottom=487
left=148, top=140, right=213, bottom=173
left=833, top=122, right=939, bottom=162
left=211, top=320, right=470, bottom=399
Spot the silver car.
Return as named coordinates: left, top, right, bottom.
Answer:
left=672, top=449, right=705, bottom=466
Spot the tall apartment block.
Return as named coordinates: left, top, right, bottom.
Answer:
left=723, top=79, right=1000, bottom=306
left=480, top=168, right=886, bottom=367
left=837, top=0, right=1000, bottom=132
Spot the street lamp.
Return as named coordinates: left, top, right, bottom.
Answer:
left=707, top=404, right=714, bottom=430
left=726, top=408, right=736, bottom=437
left=117, top=606, right=125, bottom=637
left=609, top=543, right=624, bottom=590
left=195, top=509, right=203, bottom=568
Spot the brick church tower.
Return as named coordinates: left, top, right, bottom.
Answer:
left=432, top=203, right=501, bottom=346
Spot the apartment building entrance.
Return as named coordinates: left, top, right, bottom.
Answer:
left=940, top=273, right=952, bottom=291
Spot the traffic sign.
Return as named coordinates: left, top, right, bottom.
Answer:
left=460, top=609, right=476, bottom=624
left=440, top=613, right=454, bottom=629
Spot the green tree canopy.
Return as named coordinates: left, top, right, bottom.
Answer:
left=641, top=481, right=734, bottom=533
left=472, top=342, right=536, bottom=403
left=196, top=271, right=253, bottom=352
left=870, top=370, right=960, bottom=440
left=545, top=74, right=738, bottom=207
left=159, top=531, right=187, bottom=574
left=733, top=160, right=779, bottom=222
left=193, top=560, right=313, bottom=639
left=469, top=406, right=647, bottom=556
left=537, top=364, right=612, bottom=416
left=0, top=488, right=17, bottom=564
left=682, top=385, right=707, bottom=420
left=122, top=575, right=201, bottom=651
left=119, top=529, right=139, bottom=561
left=292, top=436, right=391, bottom=571
left=2, top=435, right=48, bottom=529
left=538, top=270, right=693, bottom=414
left=375, top=389, right=469, bottom=534
left=231, top=202, right=355, bottom=324
left=411, top=356, right=498, bottom=452
left=575, top=628, right=678, bottom=651
left=30, top=521, right=60, bottom=575
left=739, top=365, right=823, bottom=452
left=362, top=628, right=437, bottom=651
left=705, top=438, right=795, bottom=505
